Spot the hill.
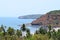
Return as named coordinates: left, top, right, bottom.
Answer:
left=31, top=10, right=60, bottom=27
left=18, top=14, right=42, bottom=19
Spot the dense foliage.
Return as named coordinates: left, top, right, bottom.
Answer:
left=0, top=24, right=60, bottom=40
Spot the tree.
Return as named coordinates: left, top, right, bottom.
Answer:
left=1, top=25, right=6, bottom=36
left=21, top=24, right=27, bottom=37
left=0, top=27, right=3, bottom=36
left=47, top=25, right=52, bottom=38
left=0, top=27, right=2, bottom=32
left=52, top=29, right=57, bottom=40
left=48, top=25, right=52, bottom=32
left=21, top=24, right=26, bottom=31
left=26, top=28, right=31, bottom=38
left=16, top=29, right=22, bottom=37
left=39, top=27, right=47, bottom=34
left=7, top=27, right=15, bottom=36
left=35, top=30, right=39, bottom=34
left=56, top=29, right=60, bottom=40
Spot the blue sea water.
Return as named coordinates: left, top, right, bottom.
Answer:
left=0, top=17, right=40, bottom=34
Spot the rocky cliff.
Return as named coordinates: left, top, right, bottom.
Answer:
left=31, top=10, right=60, bottom=27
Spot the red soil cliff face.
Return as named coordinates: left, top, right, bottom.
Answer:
left=31, top=13, right=60, bottom=27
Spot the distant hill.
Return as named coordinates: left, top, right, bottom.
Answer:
left=18, top=14, right=42, bottom=19
left=31, top=10, right=60, bottom=27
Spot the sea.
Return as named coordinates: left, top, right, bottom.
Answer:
left=0, top=17, right=40, bottom=34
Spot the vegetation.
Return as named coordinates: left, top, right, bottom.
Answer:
left=48, top=10, right=60, bottom=14
left=0, top=24, right=60, bottom=40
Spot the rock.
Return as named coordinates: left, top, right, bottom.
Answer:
left=31, top=10, right=60, bottom=27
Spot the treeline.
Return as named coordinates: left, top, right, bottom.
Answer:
left=0, top=24, right=60, bottom=40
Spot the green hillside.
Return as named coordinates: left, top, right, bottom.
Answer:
left=47, top=10, right=60, bottom=14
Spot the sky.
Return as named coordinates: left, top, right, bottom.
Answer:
left=0, top=0, right=60, bottom=17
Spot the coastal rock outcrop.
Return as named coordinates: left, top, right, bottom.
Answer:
left=31, top=10, right=60, bottom=27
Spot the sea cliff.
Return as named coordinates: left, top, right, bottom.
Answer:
left=31, top=10, right=60, bottom=27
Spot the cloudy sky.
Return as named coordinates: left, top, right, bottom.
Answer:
left=0, top=0, right=60, bottom=17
